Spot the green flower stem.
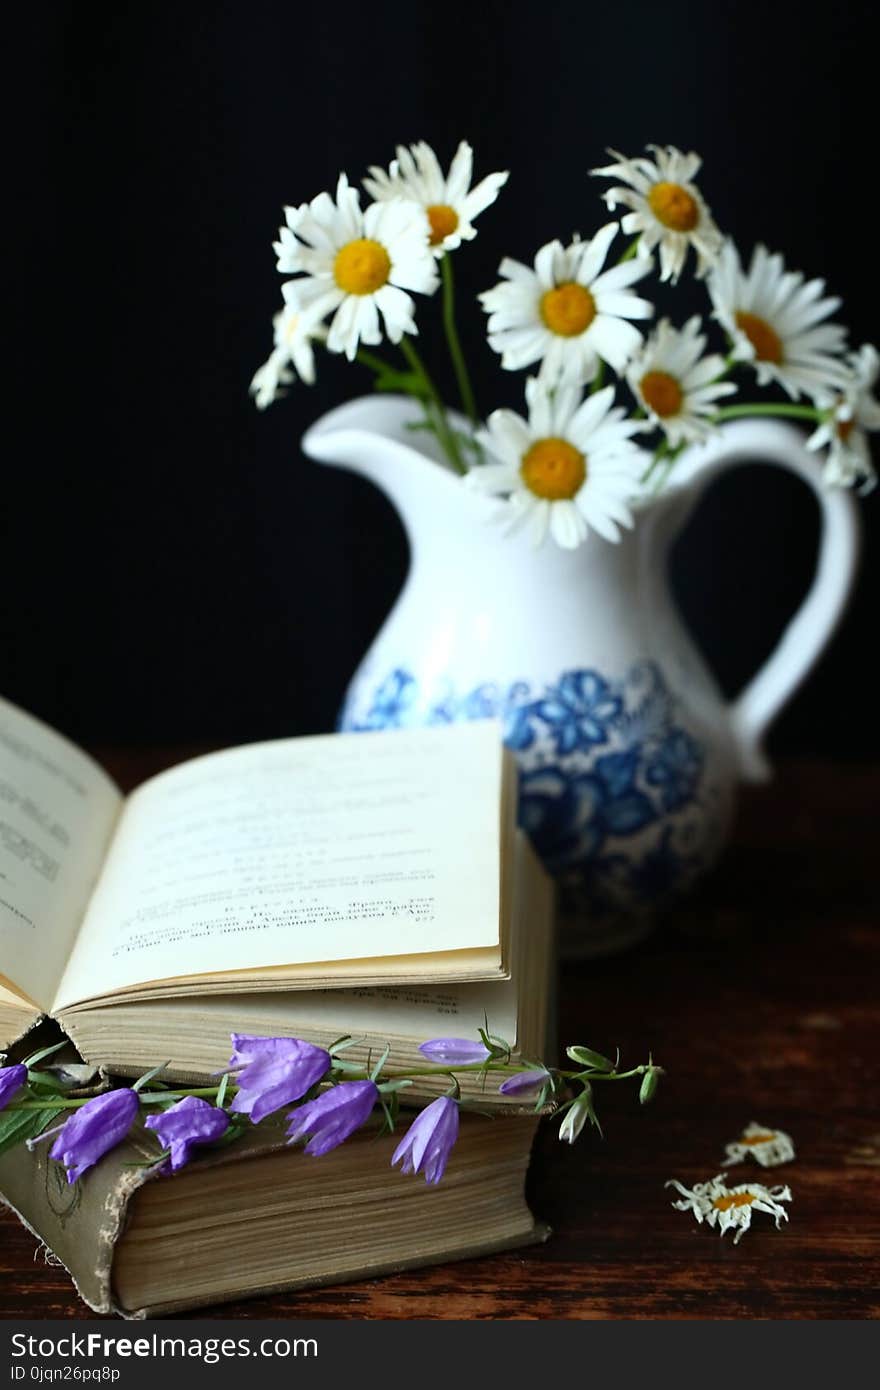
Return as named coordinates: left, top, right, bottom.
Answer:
left=559, top=1065, right=650, bottom=1083
left=618, top=237, right=640, bottom=263
left=6, top=1059, right=653, bottom=1112
left=9, top=1087, right=225, bottom=1110
left=355, top=347, right=395, bottom=375
left=713, top=402, right=823, bottom=423
left=591, top=360, right=606, bottom=394
left=640, top=437, right=670, bottom=486
left=399, top=337, right=467, bottom=475
left=440, top=253, right=478, bottom=427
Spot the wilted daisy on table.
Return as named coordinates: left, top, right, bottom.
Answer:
left=252, top=137, right=878, bottom=545
left=722, top=1121, right=796, bottom=1169
left=667, top=1174, right=793, bottom=1244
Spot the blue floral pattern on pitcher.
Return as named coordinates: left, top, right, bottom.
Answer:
left=339, top=661, right=712, bottom=913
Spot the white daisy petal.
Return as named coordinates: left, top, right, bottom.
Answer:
left=550, top=500, right=588, bottom=549
left=588, top=315, right=645, bottom=373
left=486, top=409, right=533, bottom=465
left=575, top=222, right=619, bottom=285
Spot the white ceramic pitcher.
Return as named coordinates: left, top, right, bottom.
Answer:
left=304, top=394, right=860, bottom=955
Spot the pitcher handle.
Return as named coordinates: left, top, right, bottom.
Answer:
left=667, top=419, right=861, bottom=783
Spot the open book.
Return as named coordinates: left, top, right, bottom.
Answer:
left=1, top=697, right=554, bottom=1092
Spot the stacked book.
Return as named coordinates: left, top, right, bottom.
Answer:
left=0, top=698, right=555, bottom=1316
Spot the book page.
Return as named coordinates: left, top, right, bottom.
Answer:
left=53, top=722, right=504, bottom=1010
left=0, top=696, right=122, bottom=1010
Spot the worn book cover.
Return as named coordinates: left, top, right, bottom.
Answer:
left=0, top=1109, right=547, bottom=1318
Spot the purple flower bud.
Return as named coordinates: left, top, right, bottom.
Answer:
left=392, top=1095, right=459, bottom=1184
left=286, top=1080, right=378, bottom=1157
left=498, top=1068, right=549, bottom=1099
left=49, top=1089, right=139, bottom=1184
left=0, top=1064, right=27, bottom=1111
left=144, top=1096, right=230, bottom=1172
left=229, top=1038, right=331, bottom=1124
left=418, top=1038, right=491, bottom=1065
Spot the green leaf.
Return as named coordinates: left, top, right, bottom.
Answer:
left=0, top=1105, right=65, bottom=1159
left=123, top=1148, right=170, bottom=1170
left=209, top=1119, right=249, bottom=1149
left=478, top=1026, right=510, bottom=1060
left=373, top=367, right=424, bottom=396
left=22, top=1041, right=69, bottom=1068
left=369, top=1044, right=391, bottom=1084
left=133, top=1061, right=171, bottom=1092
left=26, top=1070, right=68, bottom=1095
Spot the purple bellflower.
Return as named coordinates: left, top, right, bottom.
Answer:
left=229, top=1034, right=316, bottom=1067
left=0, top=1064, right=27, bottom=1110
left=47, top=1089, right=140, bottom=1184
left=228, top=1036, right=331, bottom=1124
left=391, top=1095, right=459, bottom=1184
left=144, top=1095, right=230, bottom=1172
left=418, top=1038, right=491, bottom=1065
left=498, top=1068, right=550, bottom=1099
left=286, top=1080, right=378, bottom=1156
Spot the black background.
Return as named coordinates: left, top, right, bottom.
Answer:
left=5, top=0, right=877, bottom=753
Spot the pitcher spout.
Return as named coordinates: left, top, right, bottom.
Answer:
left=302, top=394, right=468, bottom=539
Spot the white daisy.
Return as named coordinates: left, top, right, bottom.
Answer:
left=249, top=302, right=323, bottom=410
left=807, top=343, right=880, bottom=493
left=708, top=241, right=851, bottom=404
left=363, top=140, right=508, bottom=257
left=273, top=173, right=438, bottom=361
left=480, top=226, right=654, bottom=386
left=667, top=1174, right=792, bottom=1245
left=466, top=376, right=644, bottom=550
left=591, top=145, right=722, bottom=283
left=722, top=1122, right=796, bottom=1169
left=626, top=316, right=736, bottom=446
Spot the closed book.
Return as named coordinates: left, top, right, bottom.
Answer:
left=0, top=1110, right=546, bottom=1318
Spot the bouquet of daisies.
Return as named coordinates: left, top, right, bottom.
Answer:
left=252, top=140, right=878, bottom=550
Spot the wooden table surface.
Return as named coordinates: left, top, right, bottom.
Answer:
left=2, top=754, right=877, bottom=1320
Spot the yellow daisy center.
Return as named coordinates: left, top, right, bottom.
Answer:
left=837, top=418, right=855, bottom=442
left=640, top=370, right=684, bottom=418
left=713, top=1192, right=757, bottom=1212
left=520, top=437, right=586, bottom=501
left=334, top=238, right=391, bottom=296
left=540, top=282, right=597, bottom=338
left=735, top=311, right=784, bottom=364
left=648, top=181, right=699, bottom=232
left=741, top=1132, right=777, bottom=1146
left=427, top=203, right=459, bottom=246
